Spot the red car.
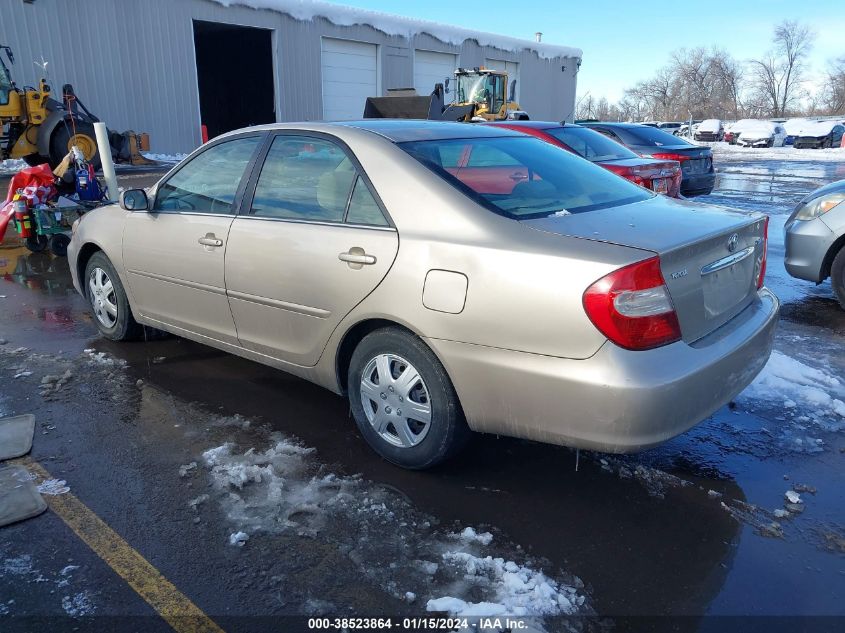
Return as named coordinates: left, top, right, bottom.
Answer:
left=488, top=121, right=682, bottom=198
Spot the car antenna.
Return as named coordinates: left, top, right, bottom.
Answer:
left=575, top=448, right=580, bottom=472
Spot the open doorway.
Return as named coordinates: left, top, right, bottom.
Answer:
left=193, top=20, right=276, bottom=140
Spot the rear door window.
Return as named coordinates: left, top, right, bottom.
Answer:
left=248, top=135, right=389, bottom=227
left=250, top=136, right=356, bottom=222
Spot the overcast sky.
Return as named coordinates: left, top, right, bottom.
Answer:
left=338, top=0, right=843, bottom=101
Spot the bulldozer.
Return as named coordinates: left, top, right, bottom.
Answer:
left=0, top=44, right=153, bottom=170
left=363, top=67, right=529, bottom=122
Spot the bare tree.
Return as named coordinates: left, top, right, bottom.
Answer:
left=749, top=20, right=814, bottom=117
left=819, top=56, right=845, bottom=115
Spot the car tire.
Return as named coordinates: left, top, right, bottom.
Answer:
left=84, top=251, right=142, bottom=341
left=25, top=235, right=48, bottom=253
left=348, top=327, right=471, bottom=469
left=49, top=234, right=71, bottom=257
left=831, top=247, right=845, bottom=310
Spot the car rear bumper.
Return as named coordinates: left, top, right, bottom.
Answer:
left=784, top=217, right=834, bottom=282
left=794, top=139, right=824, bottom=149
left=427, top=288, right=778, bottom=453
left=681, top=172, right=715, bottom=196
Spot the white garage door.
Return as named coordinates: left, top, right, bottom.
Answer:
left=484, top=58, right=519, bottom=101
left=414, top=50, right=457, bottom=96
left=321, top=38, right=378, bottom=121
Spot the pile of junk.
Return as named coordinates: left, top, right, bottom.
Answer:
left=0, top=149, right=110, bottom=256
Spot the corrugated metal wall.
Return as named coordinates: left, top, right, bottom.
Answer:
left=1, top=0, right=579, bottom=154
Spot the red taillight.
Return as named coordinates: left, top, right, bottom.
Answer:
left=583, top=257, right=682, bottom=351
left=601, top=163, right=646, bottom=187
left=648, top=152, right=691, bottom=162
left=757, top=216, right=769, bottom=289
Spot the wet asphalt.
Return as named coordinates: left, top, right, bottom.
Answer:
left=0, top=155, right=844, bottom=633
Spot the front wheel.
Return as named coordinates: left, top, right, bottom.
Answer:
left=348, top=327, right=471, bottom=469
left=84, top=251, right=142, bottom=341
left=831, top=247, right=845, bottom=310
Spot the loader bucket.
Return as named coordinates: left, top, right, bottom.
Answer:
left=363, top=94, right=439, bottom=120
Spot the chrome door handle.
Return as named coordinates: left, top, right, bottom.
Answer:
left=198, top=234, right=223, bottom=247
left=339, top=247, right=376, bottom=268
left=510, top=172, right=528, bottom=181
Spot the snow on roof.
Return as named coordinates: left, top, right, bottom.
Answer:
left=698, top=119, right=721, bottom=132
left=797, top=120, right=840, bottom=137
left=739, top=121, right=777, bottom=137
left=784, top=118, right=813, bottom=135
left=210, top=0, right=582, bottom=59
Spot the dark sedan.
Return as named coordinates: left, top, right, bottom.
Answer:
left=582, top=122, right=715, bottom=197
left=488, top=121, right=682, bottom=197
left=793, top=122, right=845, bottom=149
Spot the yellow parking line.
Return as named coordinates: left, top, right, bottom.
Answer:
left=18, top=457, right=225, bottom=633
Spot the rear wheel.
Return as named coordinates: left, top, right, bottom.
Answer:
left=348, top=327, right=471, bottom=469
left=84, top=251, right=142, bottom=341
left=831, top=247, right=845, bottom=310
left=49, top=120, right=101, bottom=170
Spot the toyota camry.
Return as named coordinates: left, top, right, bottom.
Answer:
left=68, top=121, right=778, bottom=469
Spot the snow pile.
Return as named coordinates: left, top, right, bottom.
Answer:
left=0, top=159, right=26, bottom=175
left=61, top=592, right=95, bottom=617
left=740, top=351, right=845, bottom=430
left=197, top=431, right=590, bottom=621
left=428, top=552, right=585, bottom=618
left=201, top=436, right=355, bottom=533
left=141, top=152, right=186, bottom=163
left=450, top=527, right=494, bottom=545
left=211, top=0, right=581, bottom=59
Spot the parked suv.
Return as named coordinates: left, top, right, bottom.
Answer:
left=583, top=122, right=715, bottom=196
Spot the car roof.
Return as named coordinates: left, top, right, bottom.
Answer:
left=486, top=121, right=577, bottom=130
left=333, top=119, right=525, bottom=142
left=581, top=122, right=642, bottom=128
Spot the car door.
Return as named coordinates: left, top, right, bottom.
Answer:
left=123, top=134, right=263, bottom=344
left=225, top=133, right=399, bottom=366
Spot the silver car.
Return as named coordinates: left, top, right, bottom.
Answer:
left=784, top=179, right=845, bottom=307
left=68, top=121, right=778, bottom=469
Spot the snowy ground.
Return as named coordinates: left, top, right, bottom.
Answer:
left=706, top=140, right=845, bottom=162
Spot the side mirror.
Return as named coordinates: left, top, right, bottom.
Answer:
left=509, top=79, right=517, bottom=102
left=120, top=189, right=149, bottom=211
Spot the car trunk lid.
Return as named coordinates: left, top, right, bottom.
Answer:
left=522, top=196, right=767, bottom=343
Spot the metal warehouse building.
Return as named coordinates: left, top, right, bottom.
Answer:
left=2, top=0, right=582, bottom=154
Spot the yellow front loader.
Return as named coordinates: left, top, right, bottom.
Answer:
left=0, top=44, right=152, bottom=169
left=363, top=67, right=529, bottom=122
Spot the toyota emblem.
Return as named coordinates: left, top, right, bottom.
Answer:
left=727, top=233, right=739, bottom=252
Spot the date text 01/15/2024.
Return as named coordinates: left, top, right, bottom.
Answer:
left=306, top=617, right=532, bottom=630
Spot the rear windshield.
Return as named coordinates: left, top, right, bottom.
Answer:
left=610, top=125, right=694, bottom=148
left=545, top=126, right=638, bottom=162
left=399, top=137, right=651, bottom=219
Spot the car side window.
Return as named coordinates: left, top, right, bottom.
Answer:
left=466, top=144, right=521, bottom=167
left=346, top=176, right=388, bottom=226
left=250, top=136, right=357, bottom=222
left=153, top=136, right=260, bottom=214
